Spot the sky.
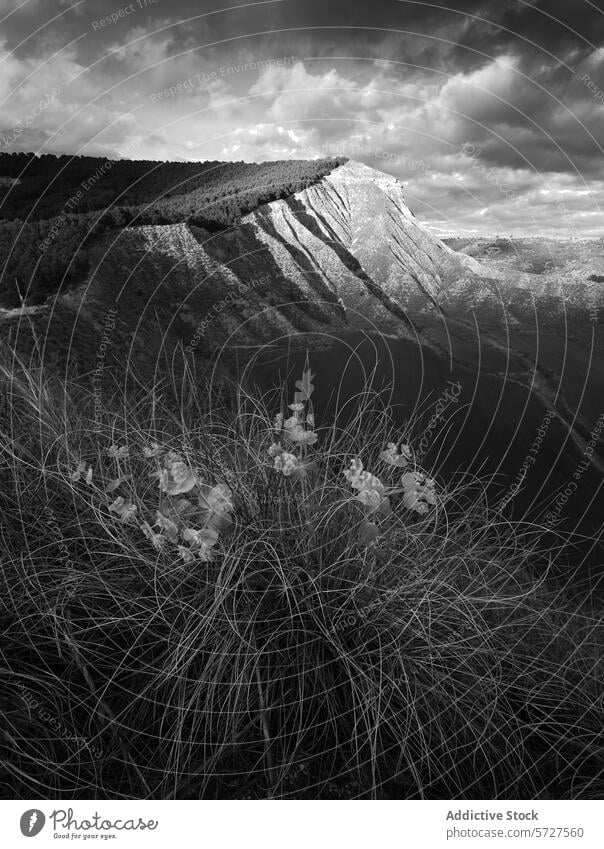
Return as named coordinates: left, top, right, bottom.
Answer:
left=0, top=0, right=603, bottom=238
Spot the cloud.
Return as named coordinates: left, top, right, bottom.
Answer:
left=0, top=38, right=139, bottom=155
left=0, top=0, right=602, bottom=236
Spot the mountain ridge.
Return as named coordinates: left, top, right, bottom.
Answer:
left=1, top=160, right=602, bottom=453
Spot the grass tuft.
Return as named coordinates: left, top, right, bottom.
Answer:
left=0, top=349, right=602, bottom=799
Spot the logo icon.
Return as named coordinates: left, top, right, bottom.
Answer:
left=19, top=810, right=45, bottom=837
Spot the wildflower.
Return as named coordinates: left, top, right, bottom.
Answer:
left=274, top=450, right=299, bottom=476
left=269, top=444, right=312, bottom=479
left=343, top=458, right=362, bottom=488
left=163, top=450, right=182, bottom=465
left=108, top=444, right=129, bottom=460
left=71, top=460, right=93, bottom=483
left=143, top=442, right=161, bottom=458
left=306, top=413, right=315, bottom=427
left=120, top=502, right=138, bottom=523
left=287, top=424, right=318, bottom=446
left=182, top=526, right=219, bottom=560
left=170, top=461, right=197, bottom=493
left=344, top=459, right=389, bottom=514
left=140, top=521, right=166, bottom=550
left=401, top=471, right=437, bottom=515
left=71, top=460, right=86, bottom=482
left=198, top=483, right=233, bottom=532
left=172, top=498, right=195, bottom=518
left=155, top=510, right=180, bottom=543
left=153, top=459, right=198, bottom=496
left=294, top=367, right=314, bottom=401
left=105, top=475, right=131, bottom=494
left=344, top=459, right=379, bottom=492
left=404, top=496, right=429, bottom=515
left=356, top=489, right=385, bottom=510
left=282, top=414, right=318, bottom=445
left=380, top=442, right=412, bottom=468
left=154, top=468, right=169, bottom=491
left=274, top=413, right=284, bottom=433
left=288, top=402, right=305, bottom=412
left=182, top=525, right=219, bottom=548
left=108, top=497, right=138, bottom=522
left=177, top=545, right=195, bottom=563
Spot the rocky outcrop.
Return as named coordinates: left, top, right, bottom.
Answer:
left=2, top=160, right=602, bottom=479
left=2, top=159, right=603, bottom=571
left=4, top=159, right=601, bottom=359
left=0, top=161, right=488, bottom=371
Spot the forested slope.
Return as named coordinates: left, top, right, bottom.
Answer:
left=0, top=153, right=346, bottom=305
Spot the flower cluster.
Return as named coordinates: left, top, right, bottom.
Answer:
left=341, top=459, right=389, bottom=548
left=269, top=367, right=318, bottom=479
left=380, top=442, right=412, bottom=468
left=400, top=471, right=437, bottom=515
left=152, top=452, right=197, bottom=496
left=109, top=496, right=138, bottom=522
left=108, top=444, right=129, bottom=460
left=265, top=366, right=437, bottom=549
left=149, top=449, right=233, bottom=562
left=342, top=447, right=437, bottom=547
left=343, top=459, right=390, bottom=514
left=268, top=444, right=310, bottom=479
left=72, top=442, right=233, bottom=564
left=71, top=460, right=93, bottom=484
left=344, top=444, right=435, bottom=518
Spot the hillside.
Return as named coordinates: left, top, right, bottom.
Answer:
left=0, top=160, right=496, bottom=378
left=2, top=159, right=603, bottom=568
left=3, top=347, right=602, bottom=800
left=0, top=153, right=346, bottom=305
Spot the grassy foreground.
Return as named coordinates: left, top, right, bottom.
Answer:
left=0, top=350, right=603, bottom=800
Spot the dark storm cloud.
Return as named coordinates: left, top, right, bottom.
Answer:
left=1, top=0, right=602, bottom=235
left=4, top=1, right=600, bottom=61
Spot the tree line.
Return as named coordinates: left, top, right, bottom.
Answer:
left=0, top=153, right=347, bottom=305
